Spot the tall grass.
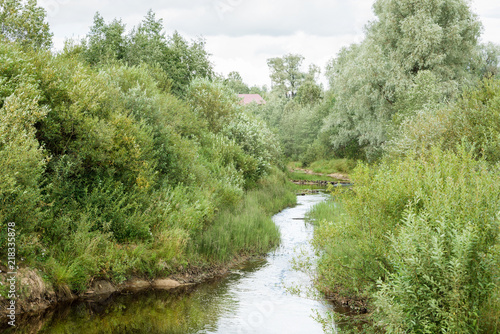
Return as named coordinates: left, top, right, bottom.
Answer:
left=194, top=168, right=296, bottom=262
left=307, top=159, right=357, bottom=174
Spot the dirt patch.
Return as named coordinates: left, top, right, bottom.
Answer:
left=0, top=268, right=64, bottom=318
left=319, top=285, right=369, bottom=314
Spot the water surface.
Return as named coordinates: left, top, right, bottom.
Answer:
left=6, top=194, right=333, bottom=334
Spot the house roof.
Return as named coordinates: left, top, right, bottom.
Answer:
left=238, top=94, right=266, bottom=105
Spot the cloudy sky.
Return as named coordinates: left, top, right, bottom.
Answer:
left=40, top=0, right=500, bottom=88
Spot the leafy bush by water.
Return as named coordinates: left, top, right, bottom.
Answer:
left=0, top=40, right=291, bottom=293
left=310, top=147, right=500, bottom=332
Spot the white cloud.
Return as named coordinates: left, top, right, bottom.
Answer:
left=40, top=0, right=500, bottom=88
left=206, top=32, right=365, bottom=87
left=479, top=18, right=500, bottom=45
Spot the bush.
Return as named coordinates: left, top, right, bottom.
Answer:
left=311, top=146, right=500, bottom=332
left=388, top=77, right=500, bottom=163
left=186, top=78, right=240, bottom=133
left=222, top=111, right=282, bottom=182
left=376, top=207, right=499, bottom=333
left=0, top=38, right=291, bottom=296
left=0, top=43, right=47, bottom=257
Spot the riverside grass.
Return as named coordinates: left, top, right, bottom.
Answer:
left=309, top=147, right=500, bottom=333
left=45, top=168, right=296, bottom=290
left=195, top=168, right=297, bottom=262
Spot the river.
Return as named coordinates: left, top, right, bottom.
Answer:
left=7, top=194, right=335, bottom=334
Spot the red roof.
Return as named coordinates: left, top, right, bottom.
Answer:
left=238, top=94, right=266, bottom=105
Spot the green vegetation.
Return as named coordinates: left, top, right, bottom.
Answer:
left=0, top=2, right=294, bottom=296
left=79, top=10, right=213, bottom=97
left=247, top=0, right=500, bottom=332
left=311, top=147, right=500, bottom=333
left=306, top=159, right=356, bottom=175
left=196, top=169, right=296, bottom=262
left=287, top=171, right=338, bottom=183
left=307, top=78, right=500, bottom=333
left=2, top=0, right=500, bottom=332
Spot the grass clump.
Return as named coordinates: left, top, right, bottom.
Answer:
left=307, top=159, right=357, bottom=174
left=195, top=168, right=296, bottom=262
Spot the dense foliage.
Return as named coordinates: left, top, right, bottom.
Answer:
left=307, top=41, right=500, bottom=334
left=322, top=0, right=482, bottom=159
left=0, top=2, right=291, bottom=295
left=244, top=0, right=500, bottom=333
left=2, top=0, right=500, bottom=332
left=311, top=149, right=500, bottom=332
left=78, top=10, right=213, bottom=97
left=0, top=0, right=52, bottom=49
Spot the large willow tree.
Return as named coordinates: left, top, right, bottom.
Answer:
left=324, top=0, right=482, bottom=159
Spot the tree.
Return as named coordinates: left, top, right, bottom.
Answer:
left=163, top=31, right=213, bottom=96
left=249, top=85, right=267, bottom=95
left=79, top=10, right=214, bottom=97
left=324, top=0, right=482, bottom=160
left=371, top=0, right=481, bottom=82
left=224, top=71, right=249, bottom=94
left=296, top=80, right=322, bottom=106
left=186, top=78, right=239, bottom=133
left=83, top=13, right=127, bottom=65
left=126, top=9, right=167, bottom=67
left=267, top=53, right=305, bottom=97
left=0, top=0, right=52, bottom=49
left=296, top=64, right=322, bottom=105
left=475, top=42, right=500, bottom=78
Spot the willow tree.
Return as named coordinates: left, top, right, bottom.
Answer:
left=0, top=0, right=52, bottom=49
left=324, top=0, right=482, bottom=159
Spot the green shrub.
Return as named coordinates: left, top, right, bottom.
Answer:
left=186, top=78, right=240, bottom=133
left=222, top=111, right=282, bottom=181
left=311, top=146, right=500, bottom=332
left=388, top=77, right=500, bottom=163
left=376, top=207, right=499, bottom=333
left=0, top=38, right=291, bottom=296
left=0, top=43, right=47, bottom=258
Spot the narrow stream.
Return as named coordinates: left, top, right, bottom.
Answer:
left=8, top=194, right=333, bottom=334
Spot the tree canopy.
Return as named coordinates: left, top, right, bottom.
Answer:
left=267, top=53, right=305, bottom=97
left=80, top=10, right=213, bottom=97
left=0, top=0, right=52, bottom=49
left=323, top=0, right=482, bottom=159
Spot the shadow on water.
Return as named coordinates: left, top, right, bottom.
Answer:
left=3, top=274, right=258, bottom=334
left=4, top=194, right=351, bottom=334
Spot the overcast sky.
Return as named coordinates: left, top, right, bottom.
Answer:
left=40, top=0, right=500, bottom=88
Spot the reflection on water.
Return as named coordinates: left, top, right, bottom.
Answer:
left=5, top=194, right=333, bottom=334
